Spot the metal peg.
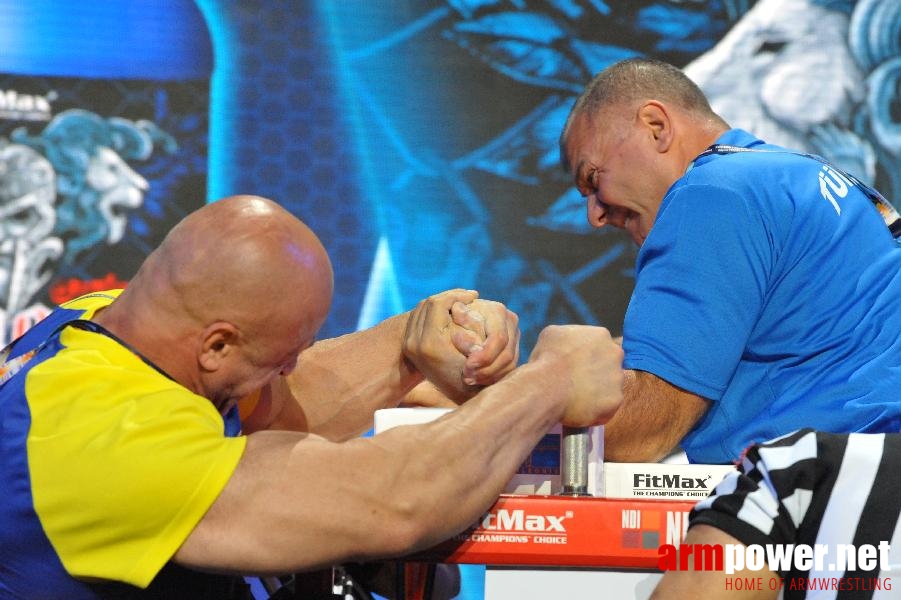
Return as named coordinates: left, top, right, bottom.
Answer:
left=560, top=426, right=591, bottom=496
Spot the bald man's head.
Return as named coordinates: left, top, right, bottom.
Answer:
left=101, top=195, right=334, bottom=404
left=152, top=195, right=333, bottom=329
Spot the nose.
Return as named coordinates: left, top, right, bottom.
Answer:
left=586, top=193, right=607, bottom=229
left=586, top=194, right=628, bottom=229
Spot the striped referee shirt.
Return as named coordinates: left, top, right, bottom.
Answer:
left=690, top=428, right=901, bottom=599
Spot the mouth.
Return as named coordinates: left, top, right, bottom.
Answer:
left=624, top=214, right=647, bottom=246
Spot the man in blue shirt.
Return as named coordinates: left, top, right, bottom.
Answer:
left=560, top=57, right=901, bottom=464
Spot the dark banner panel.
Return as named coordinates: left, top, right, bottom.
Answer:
left=0, top=0, right=211, bottom=342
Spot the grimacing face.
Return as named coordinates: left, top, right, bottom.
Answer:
left=564, top=109, right=661, bottom=246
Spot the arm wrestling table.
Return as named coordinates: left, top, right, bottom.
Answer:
left=370, top=414, right=712, bottom=600
left=402, top=493, right=697, bottom=600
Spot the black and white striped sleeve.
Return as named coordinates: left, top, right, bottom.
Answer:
left=689, top=428, right=828, bottom=550
left=688, top=428, right=901, bottom=582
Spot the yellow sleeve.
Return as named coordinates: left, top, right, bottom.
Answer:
left=27, top=365, right=246, bottom=588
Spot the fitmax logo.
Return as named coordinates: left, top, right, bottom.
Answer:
left=0, top=89, right=56, bottom=121
left=633, top=473, right=714, bottom=489
left=481, top=509, right=570, bottom=533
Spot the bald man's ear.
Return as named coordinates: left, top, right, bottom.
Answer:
left=638, top=101, right=673, bottom=152
left=198, top=322, right=239, bottom=372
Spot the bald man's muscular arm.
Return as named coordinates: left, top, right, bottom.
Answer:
left=603, top=369, right=709, bottom=462
left=244, top=312, right=425, bottom=441
left=174, top=324, right=623, bottom=576
left=242, top=290, right=519, bottom=441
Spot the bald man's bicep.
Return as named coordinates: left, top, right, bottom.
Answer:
left=173, top=432, right=412, bottom=574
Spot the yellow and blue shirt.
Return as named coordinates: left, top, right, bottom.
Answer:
left=0, top=291, right=246, bottom=598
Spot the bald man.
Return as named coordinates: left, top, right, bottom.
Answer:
left=0, top=195, right=624, bottom=599
left=560, top=57, right=901, bottom=464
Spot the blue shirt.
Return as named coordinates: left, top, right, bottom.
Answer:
left=623, top=129, right=901, bottom=463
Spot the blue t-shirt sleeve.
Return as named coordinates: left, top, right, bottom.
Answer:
left=623, top=183, right=776, bottom=401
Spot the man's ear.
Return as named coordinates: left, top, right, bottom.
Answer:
left=638, top=101, right=673, bottom=152
left=198, top=322, right=239, bottom=372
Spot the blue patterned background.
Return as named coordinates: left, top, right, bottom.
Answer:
left=1, top=0, right=899, bottom=597
left=196, top=0, right=901, bottom=354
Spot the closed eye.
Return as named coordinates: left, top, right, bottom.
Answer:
left=578, top=168, right=599, bottom=197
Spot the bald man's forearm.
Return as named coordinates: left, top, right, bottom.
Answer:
left=270, top=312, right=423, bottom=440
